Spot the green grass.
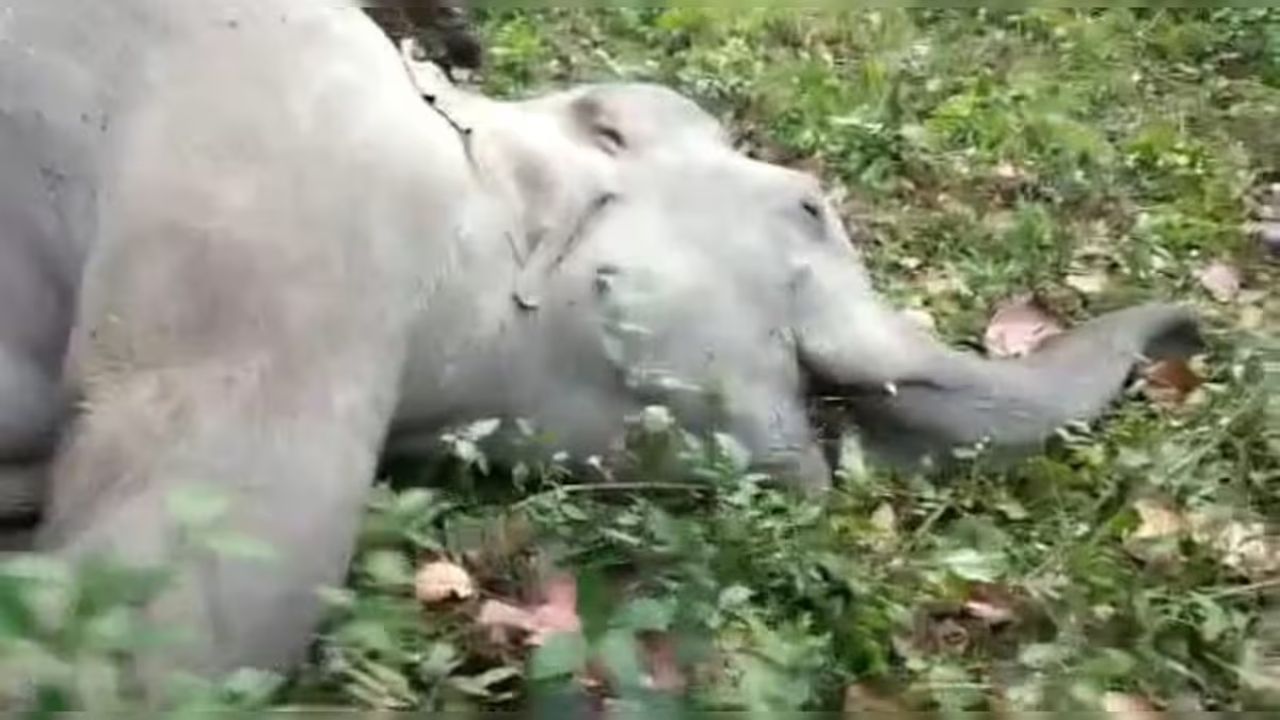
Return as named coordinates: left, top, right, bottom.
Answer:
left=2, top=7, right=1276, bottom=716
left=298, top=8, right=1278, bottom=713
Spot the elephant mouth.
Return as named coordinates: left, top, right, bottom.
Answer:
left=797, top=352, right=901, bottom=466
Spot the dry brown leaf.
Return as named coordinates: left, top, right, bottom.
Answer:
left=843, top=682, right=912, bottom=718
left=1065, top=270, right=1109, bottom=296
left=1188, top=510, right=1280, bottom=581
left=1124, top=498, right=1189, bottom=568
left=870, top=503, right=898, bottom=536
left=414, top=560, right=475, bottom=604
left=994, top=161, right=1022, bottom=180
left=475, top=574, right=582, bottom=648
left=1238, top=288, right=1269, bottom=305
left=640, top=633, right=687, bottom=693
left=921, top=269, right=968, bottom=298
left=1197, top=261, right=1242, bottom=303
left=1239, top=305, right=1266, bottom=332
left=1130, top=498, right=1188, bottom=541
left=963, top=599, right=1015, bottom=626
left=527, top=574, right=582, bottom=646
left=1139, top=358, right=1204, bottom=409
left=983, top=294, right=1066, bottom=358
left=1101, top=692, right=1165, bottom=720
left=477, top=599, right=537, bottom=631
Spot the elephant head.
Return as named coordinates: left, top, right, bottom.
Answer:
left=385, top=74, right=1203, bottom=490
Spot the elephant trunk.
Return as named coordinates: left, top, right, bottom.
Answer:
left=793, top=265, right=1203, bottom=468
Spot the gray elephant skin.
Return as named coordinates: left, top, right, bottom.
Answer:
left=0, top=0, right=1200, bottom=687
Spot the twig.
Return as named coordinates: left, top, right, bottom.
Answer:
left=1208, top=576, right=1280, bottom=599
left=512, top=482, right=713, bottom=511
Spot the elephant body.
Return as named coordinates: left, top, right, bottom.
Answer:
left=0, top=0, right=1200, bottom=686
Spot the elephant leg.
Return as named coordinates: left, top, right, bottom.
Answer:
left=0, top=462, right=45, bottom=554
left=41, top=283, right=422, bottom=688
left=0, top=348, right=60, bottom=528
left=28, top=8, right=470, bottom=684
left=37, top=352, right=410, bottom=677
left=0, top=347, right=62, bottom=461
left=0, top=461, right=45, bottom=529
left=34, top=210, right=421, bottom=681
left=33, top=140, right=428, bottom=687
left=729, top=384, right=831, bottom=494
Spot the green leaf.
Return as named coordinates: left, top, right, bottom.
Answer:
left=1081, top=648, right=1136, bottom=679
left=718, top=584, right=754, bottom=610
left=1196, top=596, right=1232, bottom=643
left=420, top=641, right=463, bottom=680
left=528, top=632, right=588, bottom=681
left=217, top=668, right=284, bottom=704
left=449, top=665, right=521, bottom=698
left=937, top=548, right=1006, bottom=582
left=1019, top=642, right=1071, bottom=670
left=597, top=629, right=645, bottom=692
left=392, top=488, right=437, bottom=519
left=361, top=550, right=413, bottom=587
left=615, top=597, right=675, bottom=632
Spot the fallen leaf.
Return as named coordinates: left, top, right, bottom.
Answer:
left=1130, top=498, right=1188, bottom=541
left=964, top=599, right=1014, bottom=626
left=921, top=269, right=969, bottom=298
left=994, top=161, right=1023, bottom=181
left=1189, top=510, right=1280, bottom=581
left=477, top=599, right=538, bottom=632
left=415, top=560, right=475, bottom=604
left=476, top=574, right=582, bottom=648
left=1197, top=261, right=1242, bottom=303
left=528, top=574, right=582, bottom=646
left=983, top=294, right=1066, bottom=358
left=1101, top=692, right=1165, bottom=720
left=1139, top=359, right=1203, bottom=409
left=1124, top=498, right=1188, bottom=568
left=1065, top=270, right=1109, bottom=296
left=963, top=583, right=1020, bottom=627
left=1239, top=305, right=1266, bottom=331
left=870, top=502, right=898, bottom=537
left=639, top=632, right=686, bottom=693
left=843, top=682, right=912, bottom=717
left=1238, top=289, right=1269, bottom=305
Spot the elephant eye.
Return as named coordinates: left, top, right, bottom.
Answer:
left=593, top=124, right=626, bottom=156
left=800, top=198, right=823, bottom=222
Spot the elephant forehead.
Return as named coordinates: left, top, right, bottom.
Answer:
left=525, top=82, right=730, bottom=155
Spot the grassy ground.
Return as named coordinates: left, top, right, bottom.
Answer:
left=293, top=8, right=1277, bottom=714
left=2, top=8, right=1276, bottom=716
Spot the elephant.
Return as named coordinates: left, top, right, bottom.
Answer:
left=0, top=0, right=1201, bottom=689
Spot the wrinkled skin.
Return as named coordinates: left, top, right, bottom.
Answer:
left=0, top=0, right=1200, bottom=687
